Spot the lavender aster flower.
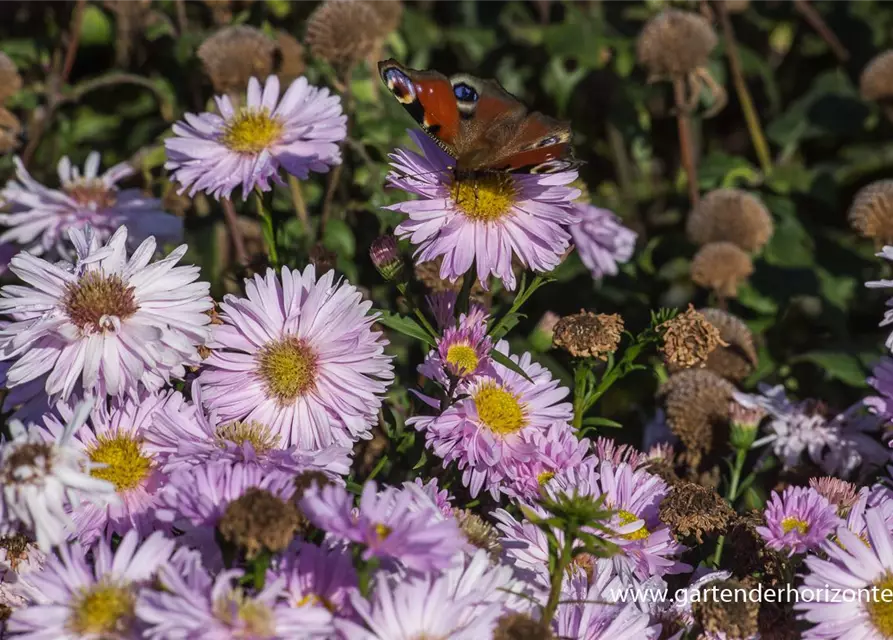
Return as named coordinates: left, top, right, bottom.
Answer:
left=502, top=423, right=591, bottom=501
left=8, top=530, right=174, bottom=639
left=144, top=381, right=352, bottom=476
left=756, top=486, right=841, bottom=556
left=0, top=226, right=213, bottom=404
left=198, top=266, right=393, bottom=450
left=867, top=245, right=893, bottom=351
left=412, top=477, right=454, bottom=518
left=270, top=542, right=358, bottom=618
left=386, top=130, right=580, bottom=291
left=165, top=75, right=346, bottom=200
left=0, top=153, right=182, bottom=268
left=796, top=509, right=893, bottom=639
left=867, top=356, right=893, bottom=421
left=0, top=397, right=117, bottom=550
left=419, top=305, right=493, bottom=384
left=300, top=481, right=464, bottom=572
left=138, top=565, right=333, bottom=640
left=410, top=340, right=572, bottom=499
left=36, top=392, right=172, bottom=545
left=569, top=202, right=637, bottom=280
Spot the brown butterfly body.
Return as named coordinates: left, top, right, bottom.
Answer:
left=378, top=59, right=577, bottom=177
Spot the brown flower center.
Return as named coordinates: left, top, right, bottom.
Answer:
left=64, top=179, right=117, bottom=209
left=63, top=271, right=139, bottom=333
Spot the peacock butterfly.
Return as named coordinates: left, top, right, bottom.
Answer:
left=378, top=59, right=577, bottom=176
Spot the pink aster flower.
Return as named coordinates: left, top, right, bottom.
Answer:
left=426, top=290, right=458, bottom=329
left=502, top=423, right=591, bottom=501
left=594, top=436, right=645, bottom=468
left=154, top=461, right=297, bottom=569
left=138, top=565, right=333, bottom=640
left=144, top=381, right=352, bottom=476
left=0, top=226, right=213, bottom=404
left=386, top=130, right=581, bottom=291
left=412, top=477, right=454, bottom=518
left=165, top=75, right=346, bottom=200
left=300, top=480, right=464, bottom=572
left=419, top=305, right=493, bottom=384
left=756, top=486, right=841, bottom=556
left=867, top=245, right=893, bottom=350
left=796, top=509, right=893, bottom=639
left=0, top=153, right=181, bottom=269
left=7, top=530, right=174, bottom=640
left=410, top=340, right=573, bottom=499
left=269, top=542, right=358, bottom=619
left=569, top=202, right=637, bottom=280
left=36, top=391, right=172, bottom=545
left=0, top=397, right=117, bottom=550
left=198, top=266, right=394, bottom=450
left=844, top=484, right=893, bottom=540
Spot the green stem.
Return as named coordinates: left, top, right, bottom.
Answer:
left=397, top=283, right=438, bottom=339
left=251, top=550, right=271, bottom=591
left=488, top=274, right=548, bottom=339
left=572, top=361, right=590, bottom=430
left=456, top=262, right=476, bottom=317
left=254, top=190, right=279, bottom=267
left=713, top=447, right=749, bottom=566
left=542, top=535, right=573, bottom=624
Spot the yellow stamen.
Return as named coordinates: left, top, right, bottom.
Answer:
left=537, top=471, right=555, bottom=486
left=221, top=108, right=283, bottom=154
left=373, top=523, right=392, bottom=542
left=257, top=337, right=318, bottom=404
left=781, top=517, right=810, bottom=535
left=215, top=420, right=279, bottom=454
left=868, top=573, right=893, bottom=637
left=445, top=344, right=479, bottom=376
left=473, top=381, right=526, bottom=436
left=617, top=509, right=650, bottom=541
left=213, top=590, right=274, bottom=636
left=450, top=174, right=517, bottom=222
left=89, top=434, right=152, bottom=492
left=68, top=583, right=135, bottom=635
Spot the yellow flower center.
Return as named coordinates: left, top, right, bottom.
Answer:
left=221, top=108, right=283, bottom=154
left=68, top=583, right=135, bottom=635
left=373, top=523, right=392, bottom=542
left=445, top=344, right=479, bottom=376
left=63, top=271, right=139, bottom=333
left=215, top=420, right=279, bottom=454
left=617, top=509, right=650, bottom=541
left=89, top=434, right=152, bottom=492
left=868, top=573, right=893, bottom=638
left=781, top=517, right=810, bottom=535
left=473, top=381, right=526, bottom=436
left=257, top=337, right=318, bottom=404
left=450, top=174, right=517, bottom=222
left=213, top=590, right=274, bottom=637
left=65, top=179, right=117, bottom=209
left=537, top=471, right=555, bottom=486
left=294, top=592, right=336, bottom=612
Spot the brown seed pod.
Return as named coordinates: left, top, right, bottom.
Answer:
left=697, top=308, right=758, bottom=382
left=657, top=368, right=735, bottom=456
left=217, top=487, right=305, bottom=558
left=848, top=180, right=893, bottom=247
left=0, top=107, right=21, bottom=155
left=274, top=31, right=306, bottom=85
left=365, top=0, right=403, bottom=38
left=659, top=480, right=734, bottom=543
left=493, top=612, right=554, bottom=640
left=0, top=52, right=22, bottom=104
left=861, top=50, right=893, bottom=103
left=637, top=9, right=718, bottom=79
left=687, top=188, right=774, bottom=253
left=552, top=311, right=624, bottom=360
left=659, top=305, right=725, bottom=369
left=305, top=0, right=379, bottom=73
left=690, top=242, right=754, bottom=299
left=198, top=25, right=276, bottom=95
left=691, top=578, right=760, bottom=640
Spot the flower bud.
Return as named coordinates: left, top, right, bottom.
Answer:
left=369, top=235, right=404, bottom=282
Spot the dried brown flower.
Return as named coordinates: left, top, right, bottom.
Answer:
left=758, top=599, right=801, bottom=640
left=0, top=107, right=21, bottom=155
left=414, top=257, right=491, bottom=307
left=552, top=310, right=624, bottom=360
left=637, top=9, right=717, bottom=79
left=0, top=52, right=22, bottom=104
left=697, top=308, right=759, bottom=382
left=274, top=31, right=306, bottom=84
left=726, top=511, right=788, bottom=583
left=687, top=188, right=773, bottom=253
left=306, top=0, right=378, bottom=73
left=366, top=0, right=404, bottom=39
left=217, top=487, right=304, bottom=558
left=809, top=477, right=860, bottom=515
left=848, top=180, right=893, bottom=246
left=690, top=242, right=754, bottom=299
left=658, top=368, right=735, bottom=455
left=659, top=481, right=734, bottom=543
left=293, top=470, right=331, bottom=500
left=691, top=578, right=760, bottom=640
left=198, top=25, right=276, bottom=95
left=493, top=612, right=554, bottom=640
left=659, top=305, right=725, bottom=369
left=454, top=509, right=502, bottom=561
left=861, top=50, right=893, bottom=104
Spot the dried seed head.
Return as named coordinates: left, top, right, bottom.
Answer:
left=493, top=612, right=554, bottom=640
left=726, top=511, right=788, bottom=583
left=848, top=180, right=893, bottom=246
left=552, top=311, right=624, bottom=360
left=809, top=477, right=859, bottom=516
left=658, top=368, right=735, bottom=455
left=454, top=509, right=502, bottom=561
left=659, top=305, right=725, bottom=369
left=0, top=52, right=22, bottom=104
left=198, top=25, right=276, bottom=95
left=697, top=308, right=758, bottom=382
left=293, top=470, right=331, bottom=501
left=0, top=107, right=21, bottom=155
left=861, top=50, right=893, bottom=103
left=659, top=480, right=734, bottom=543
left=690, top=242, right=754, bottom=299
left=366, top=0, right=403, bottom=39
left=273, top=31, right=306, bottom=84
left=306, top=0, right=378, bottom=72
left=414, top=257, right=491, bottom=307
left=217, top=487, right=304, bottom=558
left=637, top=9, right=717, bottom=79
left=691, top=579, right=760, bottom=640
left=687, top=188, right=773, bottom=253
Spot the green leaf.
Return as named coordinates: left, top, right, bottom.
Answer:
left=581, top=417, right=623, bottom=429
left=490, top=349, right=533, bottom=383
left=322, top=219, right=356, bottom=260
left=375, top=310, right=434, bottom=346
left=791, top=351, right=868, bottom=388
left=490, top=312, right=521, bottom=341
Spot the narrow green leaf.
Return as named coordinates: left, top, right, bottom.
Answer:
left=375, top=310, right=435, bottom=346
left=581, top=417, right=623, bottom=429
left=490, top=349, right=533, bottom=382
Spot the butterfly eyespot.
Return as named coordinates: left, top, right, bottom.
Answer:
left=539, top=136, right=559, bottom=147
left=383, top=68, right=417, bottom=104
left=453, top=83, right=479, bottom=103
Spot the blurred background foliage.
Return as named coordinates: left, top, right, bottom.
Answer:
left=2, top=0, right=892, bottom=457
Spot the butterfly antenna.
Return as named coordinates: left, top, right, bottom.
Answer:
left=389, top=166, right=456, bottom=182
